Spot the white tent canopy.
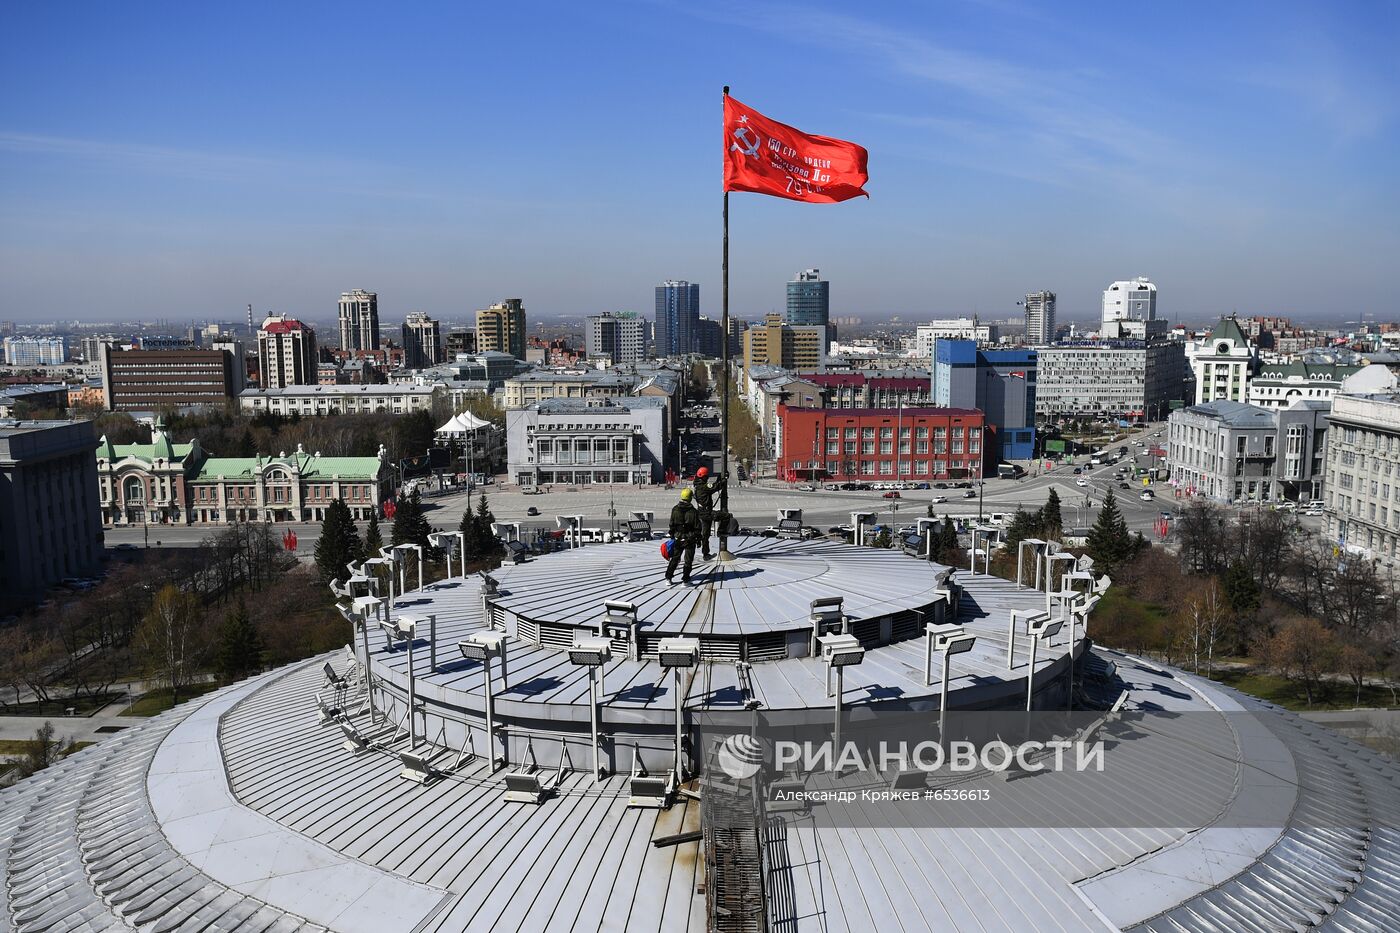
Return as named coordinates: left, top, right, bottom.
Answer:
left=437, top=411, right=491, bottom=435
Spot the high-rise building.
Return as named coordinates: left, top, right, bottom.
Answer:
left=476, top=299, right=527, bottom=359
left=444, top=328, right=477, bottom=358
left=3, top=336, right=67, bottom=366
left=100, top=346, right=237, bottom=411
left=0, top=419, right=102, bottom=608
left=80, top=335, right=122, bottom=363
left=1102, top=277, right=1156, bottom=327
left=209, top=336, right=247, bottom=394
left=401, top=312, right=443, bottom=369
left=338, top=289, right=380, bottom=351
left=654, top=280, right=699, bottom=357
left=1023, top=291, right=1056, bottom=345
left=257, top=316, right=318, bottom=388
left=785, top=269, right=829, bottom=333
left=586, top=311, right=647, bottom=364
left=932, top=340, right=1038, bottom=462
left=742, top=314, right=826, bottom=372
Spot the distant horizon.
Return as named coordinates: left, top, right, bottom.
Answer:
left=3, top=2, right=1396, bottom=326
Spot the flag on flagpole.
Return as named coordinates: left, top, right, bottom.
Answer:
left=723, top=96, right=868, bottom=203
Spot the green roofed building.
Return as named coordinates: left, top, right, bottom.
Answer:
left=189, top=444, right=390, bottom=523
left=1247, top=359, right=1362, bottom=409
left=96, top=417, right=391, bottom=525
left=95, top=416, right=205, bottom=526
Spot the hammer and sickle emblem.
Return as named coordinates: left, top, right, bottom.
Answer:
left=731, top=126, right=761, bottom=158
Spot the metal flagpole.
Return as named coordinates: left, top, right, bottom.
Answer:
left=719, top=85, right=734, bottom=561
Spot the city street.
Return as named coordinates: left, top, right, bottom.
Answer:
left=101, top=425, right=1216, bottom=553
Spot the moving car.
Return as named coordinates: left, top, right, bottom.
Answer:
left=929, top=495, right=947, bottom=504
left=526, top=506, right=540, bottom=516
left=882, top=491, right=901, bottom=499
left=1073, top=467, right=1083, bottom=475
left=962, top=490, right=977, bottom=499
left=1139, top=490, right=1156, bottom=501
left=1076, top=478, right=1089, bottom=487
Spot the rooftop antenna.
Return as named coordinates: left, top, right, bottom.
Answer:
left=247, top=303, right=253, bottom=335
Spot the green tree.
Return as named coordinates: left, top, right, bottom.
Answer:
left=364, top=511, right=384, bottom=556
left=458, top=499, right=484, bottom=563
left=936, top=516, right=960, bottom=562
left=1085, top=488, right=1135, bottom=571
left=1039, top=488, right=1063, bottom=540
left=1002, top=508, right=1038, bottom=549
left=874, top=527, right=893, bottom=549
left=215, top=601, right=263, bottom=682
left=472, top=493, right=503, bottom=561
left=314, top=498, right=364, bottom=583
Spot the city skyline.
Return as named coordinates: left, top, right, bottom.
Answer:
left=2, top=2, right=1397, bottom=325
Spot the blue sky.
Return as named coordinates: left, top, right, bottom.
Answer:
left=1, top=1, right=1396, bottom=326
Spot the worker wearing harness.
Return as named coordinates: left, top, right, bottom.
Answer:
left=666, top=488, right=701, bottom=584
left=691, top=466, right=727, bottom=560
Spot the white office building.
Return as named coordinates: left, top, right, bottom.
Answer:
left=585, top=312, right=647, bottom=364
left=914, top=320, right=998, bottom=356
left=1101, top=277, right=1157, bottom=328
left=238, top=383, right=437, bottom=416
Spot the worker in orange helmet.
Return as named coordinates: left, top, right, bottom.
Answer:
left=691, top=466, right=727, bottom=560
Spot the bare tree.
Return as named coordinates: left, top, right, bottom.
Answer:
left=1176, top=578, right=1231, bottom=676
left=135, top=585, right=210, bottom=706
left=1336, top=638, right=1376, bottom=707
left=1258, top=616, right=1338, bottom=707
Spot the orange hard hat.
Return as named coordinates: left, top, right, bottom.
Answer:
left=697, top=467, right=710, bottom=478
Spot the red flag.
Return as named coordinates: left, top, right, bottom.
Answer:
left=723, top=96, right=868, bottom=203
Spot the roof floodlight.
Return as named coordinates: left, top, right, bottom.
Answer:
left=1029, top=616, right=1064, bottom=640
left=944, top=633, right=976, bottom=656
left=459, top=631, right=506, bottom=661
left=819, top=633, right=865, bottom=668
left=657, top=637, right=701, bottom=668
left=569, top=636, right=612, bottom=667
left=926, top=623, right=966, bottom=653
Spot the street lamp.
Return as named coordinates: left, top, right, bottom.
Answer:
left=925, top=623, right=976, bottom=746
left=850, top=511, right=875, bottom=547
left=819, top=633, right=865, bottom=769
left=428, top=531, right=466, bottom=579
left=363, top=555, right=396, bottom=606
left=569, top=636, right=612, bottom=783
left=350, top=594, right=382, bottom=722
left=380, top=613, right=422, bottom=746
left=459, top=631, right=508, bottom=770
left=657, top=637, right=700, bottom=781
left=389, top=543, right=424, bottom=593
left=1024, top=616, right=1064, bottom=712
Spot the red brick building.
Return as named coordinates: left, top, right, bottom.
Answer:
left=777, top=406, right=988, bottom=481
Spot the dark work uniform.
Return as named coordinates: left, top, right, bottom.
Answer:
left=692, top=475, right=727, bottom=559
left=667, top=501, right=701, bottom=583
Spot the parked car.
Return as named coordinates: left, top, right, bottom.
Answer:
left=797, top=483, right=815, bottom=491
left=934, top=482, right=949, bottom=489
left=882, top=491, right=901, bottom=499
